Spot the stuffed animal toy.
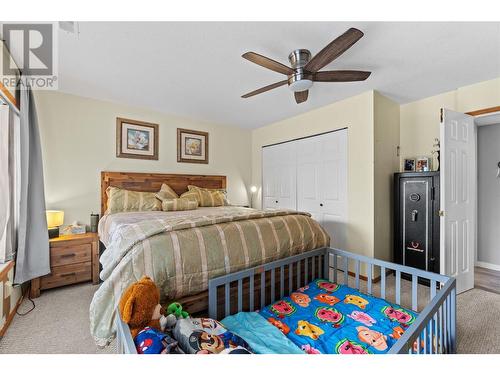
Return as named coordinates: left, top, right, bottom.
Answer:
left=167, top=302, right=190, bottom=319
left=118, top=276, right=166, bottom=338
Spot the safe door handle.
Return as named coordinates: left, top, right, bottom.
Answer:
left=411, top=210, right=418, bottom=222
left=407, top=247, right=425, bottom=253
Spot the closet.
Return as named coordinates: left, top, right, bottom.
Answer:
left=262, top=129, right=348, bottom=248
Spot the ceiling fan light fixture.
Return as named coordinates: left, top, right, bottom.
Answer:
left=288, top=70, right=313, bottom=92
left=289, top=78, right=313, bottom=92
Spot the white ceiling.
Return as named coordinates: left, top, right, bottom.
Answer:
left=56, top=22, right=500, bottom=129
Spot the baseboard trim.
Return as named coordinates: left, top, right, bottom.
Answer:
left=341, top=269, right=392, bottom=284
left=475, top=261, right=500, bottom=272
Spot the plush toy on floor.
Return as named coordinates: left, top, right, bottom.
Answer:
left=119, top=276, right=184, bottom=354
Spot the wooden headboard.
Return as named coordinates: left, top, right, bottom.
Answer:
left=100, top=171, right=227, bottom=216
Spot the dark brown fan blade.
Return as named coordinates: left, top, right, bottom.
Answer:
left=242, top=52, right=294, bottom=75
left=305, top=28, right=364, bottom=73
left=294, top=90, right=308, bottom=104
left=241, top=80, right=288, bottom=98
left=313, top=70, right=371, bottom=82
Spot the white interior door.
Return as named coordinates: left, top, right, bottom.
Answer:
left=440, top=109, right=476, bottom=294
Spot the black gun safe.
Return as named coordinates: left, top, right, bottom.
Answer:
left=394, top=172, right=440, bottom=275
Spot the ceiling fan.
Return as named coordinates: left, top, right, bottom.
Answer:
left=241, top=28, right=371, bottom=104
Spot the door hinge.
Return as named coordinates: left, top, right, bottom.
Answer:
left=440, top=108, right=443, bottom=123
left=438, top=210, right=445, bottom=217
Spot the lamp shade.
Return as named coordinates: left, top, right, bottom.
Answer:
left=46, top=210, right=64, bottom=229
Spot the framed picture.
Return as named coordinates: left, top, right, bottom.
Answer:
left=416, top=157, right=431, bottom=172
left=116, top=117, right=159, bottom=160
left=404, top=158, right=416, bottom=172
left=177, top=128, right=209, bottom=164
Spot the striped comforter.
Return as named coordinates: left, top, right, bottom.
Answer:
left=90, top=207, right=329, bottom=346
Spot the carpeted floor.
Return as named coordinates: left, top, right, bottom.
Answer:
left=0, top=283, right=115, bottom=354
left=0, top=280, right=499, bottom=354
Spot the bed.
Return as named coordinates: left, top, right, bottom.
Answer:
left=116, top=248, right=456, bottom=354
left=207, top=248, right=457, bottom=354
left=91, top=172, right=330, bottom=347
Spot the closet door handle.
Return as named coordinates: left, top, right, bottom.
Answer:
left=275, top=200, right=278, bottom=204
left=320, top=203, right=323, bottom=207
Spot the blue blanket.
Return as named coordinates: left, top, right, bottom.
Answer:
left=221, top=312, right=304, bottom=354
left=258, top=279, right=418, bottom=354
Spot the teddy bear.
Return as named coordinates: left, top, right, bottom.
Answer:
left=118, top=276, right=180, bottom=353
left=118, top=276, right=166, bottom=338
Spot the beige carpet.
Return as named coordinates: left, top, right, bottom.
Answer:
left=456, top=288, right=500, bottom=354
left=0, top=280, right=499, bottom=354
left=0, top=283, right=115, bottom=354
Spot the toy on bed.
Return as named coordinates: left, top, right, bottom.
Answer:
left=118, top=276, right=180, bottom=354
left=167, top=302, right=190, bottom=319
left=173, top=317, right=252, bottom=354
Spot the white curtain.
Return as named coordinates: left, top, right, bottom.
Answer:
left=14, top=80, right=50, bottom=283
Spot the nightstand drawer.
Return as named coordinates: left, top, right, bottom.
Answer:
left=50, top=243, right=91, bottom=267
left=40, top=262, right=92, bottom=289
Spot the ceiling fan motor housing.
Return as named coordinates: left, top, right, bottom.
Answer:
left=288, top=49, right=313, bottom=92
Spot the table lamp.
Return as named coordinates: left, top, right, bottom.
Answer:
left=46, top=210, right=64, bottom=238
left=250, top=186, right=257, bottom=208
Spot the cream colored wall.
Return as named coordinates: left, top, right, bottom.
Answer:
left=456, top=77, right=500, bottom=113
left=35, top=91, right=252, bottom=225
left=252, top=91, right=375, bottom=258
left=400, top=91, right=456, bottom=170
left=373, top=92, right=400, bottom=262
left=400, top=77, right=500, bottom=169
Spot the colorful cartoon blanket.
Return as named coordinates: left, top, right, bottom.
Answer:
left=259, top=279, right=418, bottom=354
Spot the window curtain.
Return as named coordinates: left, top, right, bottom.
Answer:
left=13, top=79, right=50, bottom=284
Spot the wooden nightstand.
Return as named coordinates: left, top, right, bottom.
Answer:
left=30, top=233, right=99, bottom=298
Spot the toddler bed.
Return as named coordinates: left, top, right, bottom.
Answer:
left=116, top=247, right=456, bottom=354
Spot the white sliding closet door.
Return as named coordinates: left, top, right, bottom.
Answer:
left=319, top=130, right=348, bottom=249
left=262, top=146, right=279, bottom=209
left=296, top=135, right=322, bottom=222
left=262, top=141, right=297, bottom=210
left=297, top=130, right=348, bottom=249
left=262, top=130, right=348, bottom=249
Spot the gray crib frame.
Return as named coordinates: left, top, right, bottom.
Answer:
left=207, top=247, right=457, bottom=354
left=115, top=247, right=456, bottom=354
